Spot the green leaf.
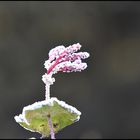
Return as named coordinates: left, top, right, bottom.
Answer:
left=14, top=98, right=81, bottom=138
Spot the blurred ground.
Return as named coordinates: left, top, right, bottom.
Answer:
left=0, top=1, right=140, bottom=139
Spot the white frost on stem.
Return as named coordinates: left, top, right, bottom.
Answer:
left=42, top=73, right=55, bottom=100
left=45, top=84, right=50, bottom=100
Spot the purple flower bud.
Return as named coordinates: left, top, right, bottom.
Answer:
left=42, top=43, right=90, bottom=100
left=48, top=45, right=65, bottom=62
left=44, top=43, right=90, bottom=75
left=66, top=43, right=82, bottom=54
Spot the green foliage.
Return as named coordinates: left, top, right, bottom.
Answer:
left=17, top=101, right=79, bottom=138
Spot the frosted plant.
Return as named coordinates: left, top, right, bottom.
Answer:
left=14, top=43, right=90, bottom=139
left=43, top=43, right=89, bottom=100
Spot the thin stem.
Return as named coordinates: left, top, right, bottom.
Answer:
left=47, top=114, right=56, bottom=139
left=45, top=83, right=50, bottom=100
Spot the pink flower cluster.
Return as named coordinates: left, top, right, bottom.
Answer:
left=44, top=43, right=90, bottom=75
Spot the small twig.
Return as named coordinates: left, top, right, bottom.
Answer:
left=47, top=114, right=56, bottom=139
left=45, top=83, right=50, bottom=100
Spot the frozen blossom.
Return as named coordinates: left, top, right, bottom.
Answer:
left=42, top=43, right=90, bottom=100
left=44, top=43, right=89, bottom=75
left=48, top=45, right=66, bottom=62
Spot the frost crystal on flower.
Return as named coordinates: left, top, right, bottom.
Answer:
left=48, top=45, right=66, bottom=62
left=44, top=43, right=89, bottom=75
left=42, top=43, right=90, bottom=100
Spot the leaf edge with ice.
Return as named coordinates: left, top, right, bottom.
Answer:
left=14, top=97, right=81, bottom=137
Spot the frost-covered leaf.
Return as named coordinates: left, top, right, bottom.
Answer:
left=14, top=97, right=81, bottom=138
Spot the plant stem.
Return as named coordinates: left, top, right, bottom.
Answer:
left=45, top=83, right=50, bottom=100
left=47, top=114, right=56, bottom=139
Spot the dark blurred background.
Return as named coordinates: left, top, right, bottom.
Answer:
left=0, top=1, right=140, bottom=139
